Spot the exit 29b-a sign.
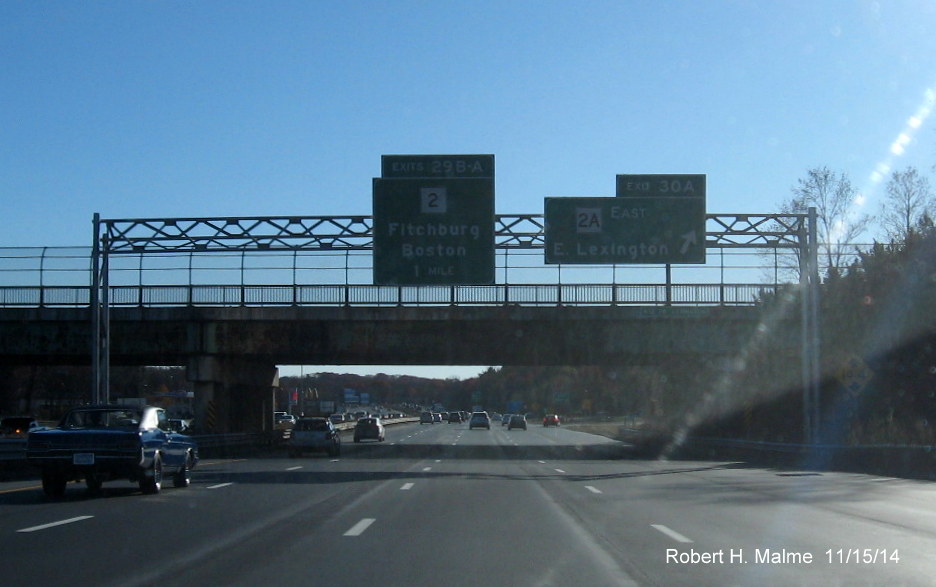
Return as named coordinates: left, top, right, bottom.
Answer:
left=373, top=177, right=494, bottom=284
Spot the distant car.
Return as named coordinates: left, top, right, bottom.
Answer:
left=420, top=411, right=434, bottom=424
left=274, top=413, right=296, bottom=428
left=508, top=414, right=527, bottom=430
left=448, top=411, right=462, bottom=423
left=432, top=412, right=443, bottom=423
left=290, top=417, right=341, bottom=457
left=167, top=418, right=190, bottom=432
left=543, top=414, right=560, bottom=427
left=1, top=417, right=45, bottom=438
left=469, top=411, right=491, bottom=430
left=501, top=414, right=512, bottom=426
left=329, top=413, right=345, bottom=424
left=354, top=417, right=385, bottom=442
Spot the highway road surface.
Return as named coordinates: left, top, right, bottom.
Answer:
left=2, top=420, right=935, bottom=586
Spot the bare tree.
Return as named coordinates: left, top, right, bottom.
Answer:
left=880, top=166, right=933, bottom=242
left=784, top=166, right=870, bottom=277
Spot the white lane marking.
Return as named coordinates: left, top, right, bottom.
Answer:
left=400, top=482, right=415, bottom=490
left=17, top=516, right=94, bottom=533
left=434, top=460, right=441, bottom=463
left=422, top=467, right=432, bottom=472
left=286, top=466, right=302, bottom=471
left=538, top=460, right=547, bottom=464
left=206, top=482, right=234, bottom=490
left=651, top=524, right=693, bottom=543
left=330, top=459, right=340, bottom=462
left=554, top=468, right=566, bottom=474
left=344, top=518, right=376, bottom=536
left=585, top=485, right=602, bottom=494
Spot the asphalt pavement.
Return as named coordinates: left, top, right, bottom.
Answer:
left=2, top=421, right=934, bottom=586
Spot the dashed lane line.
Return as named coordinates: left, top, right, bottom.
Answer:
left=17, top=516, right=94, bottom=533
left=651, top=524, right=693, bottom=543
left=343, top=518, right=376, bottom=536
left=400, top=483, right=415, bottom=490
left=206, top=482, right=234, bottom=490
left=585, top=485, right=602, bottom=494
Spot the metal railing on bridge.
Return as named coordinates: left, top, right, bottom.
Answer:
left=0, top=212, right=808, bottom=308
left=0, top=281, right=777, bottom=307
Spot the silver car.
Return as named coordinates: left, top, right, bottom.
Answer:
left=289, top=418, right=341, bottom=457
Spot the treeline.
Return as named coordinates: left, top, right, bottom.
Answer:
left=693, top=220, right=936, bottom=445
left=279, top=365, right=655, bottom=417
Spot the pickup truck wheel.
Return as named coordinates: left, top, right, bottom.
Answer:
left=173, top=453, right=192, bottom=488
left=140, top=454, right=162, bottom=494
left=42, top=472, right=67, bottom=498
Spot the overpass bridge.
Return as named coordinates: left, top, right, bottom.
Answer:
left=0, top=211, right=820, bottom=436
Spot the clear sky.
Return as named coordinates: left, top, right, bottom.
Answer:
left=3, top=1, right=936, bottom=379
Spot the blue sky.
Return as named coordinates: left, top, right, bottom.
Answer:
left=3, top=1, right=936, bottom=379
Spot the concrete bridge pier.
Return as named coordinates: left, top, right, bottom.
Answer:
left=187, top=356, right=278, bottom=434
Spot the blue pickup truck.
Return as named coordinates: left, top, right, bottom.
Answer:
left=26, top=405, right=198, bottom=498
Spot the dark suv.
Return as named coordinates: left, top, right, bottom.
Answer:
left=508, top=414, right=527, bottom=430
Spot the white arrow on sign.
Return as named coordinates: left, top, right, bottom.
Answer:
left=680, top=231, right=697, bottom=254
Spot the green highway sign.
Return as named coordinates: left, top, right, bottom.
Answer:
left=373, top=177, right=495, bottom=284
left=544, top=196, right=706, bottom=264
left=616, top=174, right=706, bottom=198
left=382, top=154, right=494, bottom=179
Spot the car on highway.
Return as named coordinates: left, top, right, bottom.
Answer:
left=469, top=411, right=491, bottom=430
left=1, top=416, right=45, bottom=438
left=290, top=417, right=341, bottom=457
left=432, top=412, right=443, bottom=423
left=26, top=405, right=197, bottom=497
left=501, top=413, right=512, bottom=426
left=420, top=411, right=435, bottom=424
left=543, top=414, right=560, bottom=427
left=508, top=414, right=527, bottom=430
left=448, top=411, right=462, bottom=423
left=353, top=417, right=385, bottom=442
left=274, top=412, right=296, bottom=428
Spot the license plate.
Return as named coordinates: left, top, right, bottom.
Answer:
left=73, top=453, right=95, bottom=465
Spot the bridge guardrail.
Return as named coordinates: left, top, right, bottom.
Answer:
left=0, top=283, right=775, bottom=308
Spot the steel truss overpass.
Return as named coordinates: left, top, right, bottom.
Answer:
left=0, top=211, right=821, bottom=439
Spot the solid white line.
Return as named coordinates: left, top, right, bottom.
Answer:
left=585, top=485, right=602, bottom=494
left=286, top=466, right=302, bottom=471
left=400, top=482, right=415, bottom=490
left=651, top=524, right=693, bottom=543
left=344, top=518, right=376, bottom=536
left=206, top=482, right=234, bottom=489
left=17, top=516, right=94, bottom=533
